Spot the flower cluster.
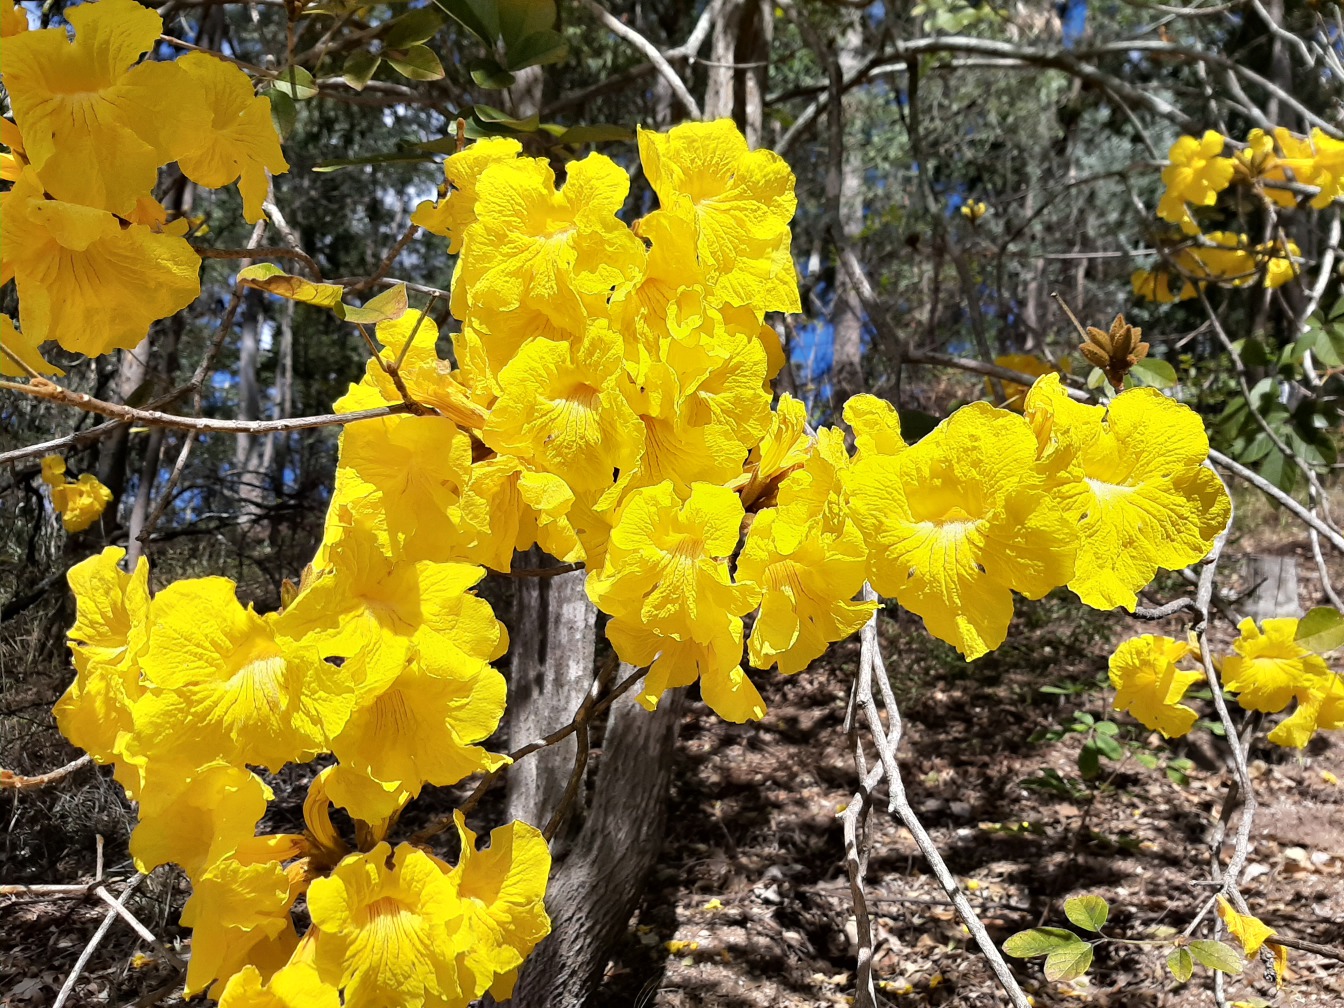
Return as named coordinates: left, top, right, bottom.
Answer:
left=1108, top=619, right=1342, bottom=746
left=0, top=0, right=287, bottom=364
left=1133, top=127, right=1317, bottom=302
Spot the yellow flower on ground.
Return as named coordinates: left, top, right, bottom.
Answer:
left=1157, top=131, right=1234, bottom=235
left=40, top=453, right=114, bottom=532
left=1025, top=375, right=1230, bottom=612
left=482, top=323, right=642, bottom=492
left=2, top=0, right=198, bottom=212
left=587, top=481, right=758, bottom=644
left=846, top=403, right=1077, bottom=660
left=308, top=842, right=464, bottom=1008
left=445, top=813, right=552, bottom=1002
left=54, top=547, right=150, bottom=764
left=412, top=137, right=522, bottom=254
left=2, top=172, right=201, bottom=356
left=173, top=53, right=290, bottom=224
left=0, top=314, right=62, bottom=377
left=134, top=577, right=347, bottom=772
left=1108, top=635, right=1204, bottom=738
left=638, top=119, right=800, bottom=313
left=456, top=153, right=645, bottom=331
left=1221, top=617, right=1344, bottom=748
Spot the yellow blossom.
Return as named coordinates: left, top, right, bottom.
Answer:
left=412, top=137, right=522, bottom=254
left=54, top=547, right=150, bottom=765
left=1233, top=129, right=1297, bottom=209
left=456, top=454, right=585, bottom=569
left=2, top=0, right=199, bottom=212
left=0, top=314, right=61, bottom=377
left=1222, top=617, right=1344, bottom=748
left=1025, top=375, right=1230, bottom=611
left=987, top=354, right=1065, bottom=412
left=40, top=453, right=114, bottom=532
left=740, top=393, right=812, bottom=507
left=1108, top=635, right=1203, bottom=738
left=846, top=403, right=1078, bottom=659
left=173, top=53, right=290, bottom=224
left=844, top=394, right=906, bottom=463
left=1157, top=131, right=1234, bottom=235
left=2, top=172, right=200, bottom=357
left=219, top=962, right=341, bottom=1008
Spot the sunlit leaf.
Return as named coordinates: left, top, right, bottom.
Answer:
left=1064, top=895, right=1109, bottom=932
left=1043, top=941, right=1093, bottom=981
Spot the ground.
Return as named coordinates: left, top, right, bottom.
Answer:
left=2, top=523, right=1343, bottom=1007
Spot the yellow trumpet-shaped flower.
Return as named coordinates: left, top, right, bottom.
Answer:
left=133, top=577, right=349, bottom=772
left=309, top=842, right=465, bottom=1008
left=456, top=153, right=645, bottom=331
left=456, top=454, right=584, bottom=569
left=0, top=314, right=61, bottom=378
left=740, top=393, right=812, bottom=508
left=54, top=547, right=149, bottom=765
left=843, top=394, right=906, bottom=463
left=2, top=172, right=201, bottom=357
left=1025, top=375, right=1230, bottom=612
left=638, top=120, right=800, bottom=313
left=846, top=403, right=1078, bottom=659
left=2, top=0, right=198, bottom=212
left=445, top=812, right=553, bottom=1002
left=1157, top=130, right=1234, bottom=235
left=39, top=453, right=113, bottom=532
left=219, top=961, right=340, bottom=1008
left=412, top=137, right=522, bottom=254
left=1109, top=635, right=1204, bottom=738
left=128, top=761, right=272, bottom=876
left=483, top=323, right=643, bottom=492
left=587, top=481, right=758, bottom=644
left=1221, top=617, right=1344, bottom=748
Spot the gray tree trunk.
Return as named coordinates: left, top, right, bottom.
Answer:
left=828, top=13, right=867, bottom=407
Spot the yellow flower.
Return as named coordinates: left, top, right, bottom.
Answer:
left=740, top=393, right=812, bottom=508
left=737, top=508, right=874, bottom=674
left=2, top=0, right=199, bottom=212
left=846, top=403, right=1077, bottom=659
left=482, top=324, right=643, bottom=492
left=181, top=835, right=306, bottom=997
left=1131, top=266, right=1193, bottom=304
left=844, top=394, right=906, bottom=463
left=308, top=842, right=464, bottom=1008
left=587, top=481, right=758, bottom=644
left=456, top=454, right=584, bottom=569
left=173, top=53, right=290, bottom=224
left=1295, top=127, right=1344, bottom=208
left=606, top=613, right=763, bottom=722
left=40, top=453, right=114, bottom=532
left=0, top=314, right=62, bottom=377
left=2, top=172, right=200, bottom=357
left=1233, top=129, right=1297, bottom=209
left=456, top=153, right=645, bottom=331
left=960, top=199, right=988, bottom=222
left=445, top=812, right=552, bottom=1002
left=987, top=354, right=1065, bottom=412
left=54, top=547, right=150, bottom=765
left=1221, top=617, right=1344, bottom=748
left=1, top=0, right=27, bottom=39
left=1108, top=635, right=1203, bottom=738
left=133, top=577, right=348, bottom=772
left=1157, top=131, right=1234, bottom=235
left=412, top=137, right=522, bottom=254
left=638, top=120, right=800, bottom=313
left=219, top=961, right=341, bottom=1008
left=128, top=761, right=272, bottom=876
left=1025, top=375, right=1230, bottom=612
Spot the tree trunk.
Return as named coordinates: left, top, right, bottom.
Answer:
left=828, top=12, right=867, bottom=407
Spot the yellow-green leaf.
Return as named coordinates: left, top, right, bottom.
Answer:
left=1167, top=946, right=1194, bottom=982
left=1064, top=894, right=1109, bottom=932
left=1043, top=941, right=1094, bottom=981
left=1188, top=939, right=1246, bottom=974
left=1296, top=606, right=1344, bottom=654
left=237, top=263, right=344, bottom=310
left=1002, top=927, right=1078, bottom=958
left=341, top=284, right=410, bottom=324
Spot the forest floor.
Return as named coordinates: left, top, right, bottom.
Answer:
left=2, top=517, right=1343, bottom=1007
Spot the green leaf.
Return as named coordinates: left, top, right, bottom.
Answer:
left=1078, top=741, right=1101, bottom=780
left=272, top=65, right=318, bottom=101
left=1063, top=895, right=1109, bottom=932
left=1167, top=946, right=1194, bottom=982
left=1093, top=720, right=1118, bottom=736
left=342, top=49, right=381, bottom=91
left=468, top=57, right=517, bottom=90
left=496, top=0, right=555, bottom=48
left=1074, top=711, right=1095, bottom=726
left=1188, top=939, right=1245, bottom=974
left=432, top=0, right=497, bottom=43
left=265, top=87, right=297, bottom=141
left=1086, top=366, right=1108, bottom=390
left=1296, top=606, right=1344, bottom=654
left=1043, top=941, right=1094, bottom=981
left=385, top=44, right=445, bottom=81
left=1128, top=357, right=1178, bottom=389
left=341, top=284, right=410, bottom=324
left=1092, top=731, right=1125, bottom=761
left=1002, top=927, right=1078, bottom=958
left=504, top=28, right=568, bottom=69
left=383, top=8, right=444, bottom=49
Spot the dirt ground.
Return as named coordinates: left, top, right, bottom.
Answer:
left=2, top=529, right=1342, bottom=1007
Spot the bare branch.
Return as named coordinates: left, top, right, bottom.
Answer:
left=0, top=755, right=93, bottom=791
left=575, top=0, right=701, bottom=120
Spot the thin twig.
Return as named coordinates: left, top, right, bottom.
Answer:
left=52, top=875, right=146, bottom=1008
left=575, top=0, right=701, bottom=119
left=0, top=755, right=92, bottom=791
